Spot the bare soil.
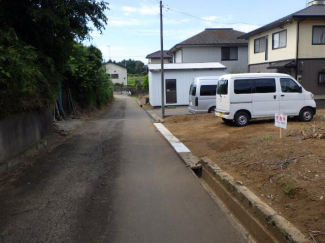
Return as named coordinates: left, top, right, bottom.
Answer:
left=164, top=110, right=325, bottom=242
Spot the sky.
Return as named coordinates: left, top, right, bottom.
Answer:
left=85, top=0, right=309, bottom=64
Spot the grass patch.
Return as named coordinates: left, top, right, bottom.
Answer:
left=128, top=74, right=145, bottom=87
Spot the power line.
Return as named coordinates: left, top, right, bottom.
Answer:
left=108, top=55, right=148, bottom=58
left=165, top=6, right=257, bottom=26
left=137, top=0, right=160, bottom=14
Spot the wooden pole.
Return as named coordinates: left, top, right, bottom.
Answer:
left=280, top=128, right=284, bottom=139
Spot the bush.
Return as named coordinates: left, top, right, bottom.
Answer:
left=0, top=28, right=56, bottom=117
left=143, top=75, right=149, bottom=91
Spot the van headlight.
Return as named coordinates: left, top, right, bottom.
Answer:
left=310, top=93, right=314, bottom=99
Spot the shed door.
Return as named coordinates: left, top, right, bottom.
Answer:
left=166, top=79, right=177, bottom=104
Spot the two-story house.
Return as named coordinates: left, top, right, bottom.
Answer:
left=146, top=28, right=247, bottom=107
left=146, top=50, right=172, bottom=64
left=239, top=0, right=325, bottom=107
left=168, top=28, right=248, bottom=73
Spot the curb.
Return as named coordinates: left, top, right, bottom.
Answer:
left=135, top=99, right=165, bottom=123
left=154, top=123, right=199, bottom=169
left=200, top=157, right=306, bottom=243
left=136, top=99, right=143, bottom=107
left=150, top=112, right=164, bottom=123
left=154, top=122, right=306, bottom=243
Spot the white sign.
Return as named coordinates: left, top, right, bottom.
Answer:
left=275, top=113, right=287, bottom=129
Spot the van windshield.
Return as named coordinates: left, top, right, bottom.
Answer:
left=189, top=85, right=196, bottom=96
left=217, top=80, right=228, bottom=95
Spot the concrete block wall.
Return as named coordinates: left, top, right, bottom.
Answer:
left=0, top=110, right=53, bottom=170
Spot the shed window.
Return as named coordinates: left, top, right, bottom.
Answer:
left=313, top=26, right=325, bottom=45
left=221, top=47, right=238, bottom=60
left=111, top=74, right=119, bottom=79
left=319, top=73, right=325, bottom=85
left=254, top=37, right=266, bottom=53
left=273, top=30, right=287, bottom=49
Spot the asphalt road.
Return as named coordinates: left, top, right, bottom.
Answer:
left=0, top=95, right=247, bottom=243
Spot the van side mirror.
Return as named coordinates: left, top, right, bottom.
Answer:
left=298, top=86, right=302, bottom=93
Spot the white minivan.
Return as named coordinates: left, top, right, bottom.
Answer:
left=215, top=73, right=316, bottom=126
left=188, top=76, right=220, bottom=114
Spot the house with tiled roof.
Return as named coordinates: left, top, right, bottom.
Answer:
left=146, top=50, right=172, bottom=64
left=239, top=0, right=325, bottom=107
left=168, top=28, right=249, bottom=73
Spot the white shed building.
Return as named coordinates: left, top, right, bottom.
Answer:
left=103, top=61, right=128, bottom=85
left=148, top=62, right=227, bottom=107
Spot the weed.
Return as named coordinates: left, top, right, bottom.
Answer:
left=283, top=182, right=295, bottom=196
left=262, top=134, right=271, bottom=140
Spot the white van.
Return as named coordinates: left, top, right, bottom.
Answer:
left=188, top=76, right=220, bottom=114
left=215, top=73, right=316, bottom=126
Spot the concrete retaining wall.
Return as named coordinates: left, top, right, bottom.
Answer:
left=0, top=110, right=53, bottom=170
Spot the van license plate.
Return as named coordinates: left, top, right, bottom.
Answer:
left=219, top=113, right=223, bottom=118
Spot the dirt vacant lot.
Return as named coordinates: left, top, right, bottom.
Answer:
left=164, top=110, right=325, bottom=242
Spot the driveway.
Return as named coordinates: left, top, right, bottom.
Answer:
left=147, top=106, right=191, bottom=118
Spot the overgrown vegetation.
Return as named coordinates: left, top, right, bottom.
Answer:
left=64, top=44, right=113, bottom=108
left=0, top=28, right=56, bottom=115
left=142, top=75, right=149, bottom=90
left=128, top=74, right=145, bottom=87
left=0, top=0, right=110, bottom=117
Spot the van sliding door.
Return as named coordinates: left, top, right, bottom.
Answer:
left=252, top=78, right=279, bottom=117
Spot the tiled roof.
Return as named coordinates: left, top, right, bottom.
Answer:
left=168, top=28, right=248, bottom=53
left=103, top=61, right=127, bottom=69
left=239, top=4, right=325, bottom=39
left=146, top=50, right=172, bottom=59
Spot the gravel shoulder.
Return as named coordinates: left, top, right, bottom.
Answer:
left=164, top=110, right=325, bottom=242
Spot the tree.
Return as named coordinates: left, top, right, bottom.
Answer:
left=117, top=59, right=145, bottom=74
left=0, top=0, right=109, bottom=116
left=64, top=43, right=113, bottom=108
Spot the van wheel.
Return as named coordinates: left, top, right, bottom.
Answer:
left=299, top=107, right=314, bottom=122
left=208, top=106, right=216, bottom=113
left=234, top=111, right=249, bottom=126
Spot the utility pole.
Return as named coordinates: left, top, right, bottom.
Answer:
left=160, top=0, right=165, bottom=118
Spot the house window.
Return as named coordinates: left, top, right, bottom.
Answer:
left=319, top=73, right=325, bottom=85
left=254, top=37, right=266, bottom=53
left=313, top=26, right=325, bottom=45
left=221, top=47, right=238, bottom=60
left=111, top=74, right=119, bottom=79
left=273, top=30, right=287, bottom=49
